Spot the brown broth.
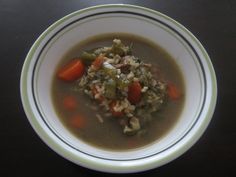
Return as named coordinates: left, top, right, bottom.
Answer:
left=51, top=33, right=185, bottom=151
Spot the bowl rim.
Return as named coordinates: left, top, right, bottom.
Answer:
left=20, top=4, right=217, bottom=173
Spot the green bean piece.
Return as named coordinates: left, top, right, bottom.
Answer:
left=80, top=51, right=96, bottom=65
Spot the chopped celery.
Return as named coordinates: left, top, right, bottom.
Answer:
left=104, top=79, right=116, bottom=99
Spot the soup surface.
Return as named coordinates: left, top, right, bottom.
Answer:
left=52, top=33, right=185, bottom=150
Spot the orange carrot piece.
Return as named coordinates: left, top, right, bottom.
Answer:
left=91, top=55, right=105, bottom=70
left=63, top=95, right=77, bottom=110
left=58, top=59, right=85, bottom=81
left=167, top=82, right=181, bottom=100
left=128, top=81, right=142, bottom=104
left=70, top=114, right=86, bottom=128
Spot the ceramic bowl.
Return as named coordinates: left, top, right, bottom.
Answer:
left=20, top=4, right=217, bottom=173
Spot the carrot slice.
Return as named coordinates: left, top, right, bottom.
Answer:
left=58, top=59, right=85, bottom=81
left=63, top=95, right=77, bottom=110
left=167, top=82, right=181, bottom=100
left=91, top=55, right=105, bottom=70
left=109, top=101, right=123, bottom=117
left=70, top=114, right=86, bottom=128
left=128, top=81, right=142, bottom=104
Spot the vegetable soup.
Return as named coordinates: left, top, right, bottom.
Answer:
left=52, top=33, right=185, bottom=150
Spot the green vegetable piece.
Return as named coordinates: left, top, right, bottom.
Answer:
left=117, top=79, right=129, bottom=89
left=101, top=62, right=117, bottom=81
left=127, top=43, right=133, bottom=55
left=104, top=79, right=116, bottom=99
left=111, top=39, right=130, bottom=56
left=102, top=62, right=129, bottom=90
left=80, top=51, right=96, bottom=64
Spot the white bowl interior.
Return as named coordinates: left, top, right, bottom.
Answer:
left=33, top=13, right=205, bottom=160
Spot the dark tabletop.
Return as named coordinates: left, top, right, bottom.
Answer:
left=1, top=0, right=236, bottom=176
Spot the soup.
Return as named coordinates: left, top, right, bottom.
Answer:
left=52, top=33, right=185, bottom=150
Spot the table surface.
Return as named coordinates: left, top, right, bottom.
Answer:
left=1, top=0, right=235, bottom=176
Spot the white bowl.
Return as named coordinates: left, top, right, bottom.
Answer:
left=20, top=4, right=217, bottom=173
